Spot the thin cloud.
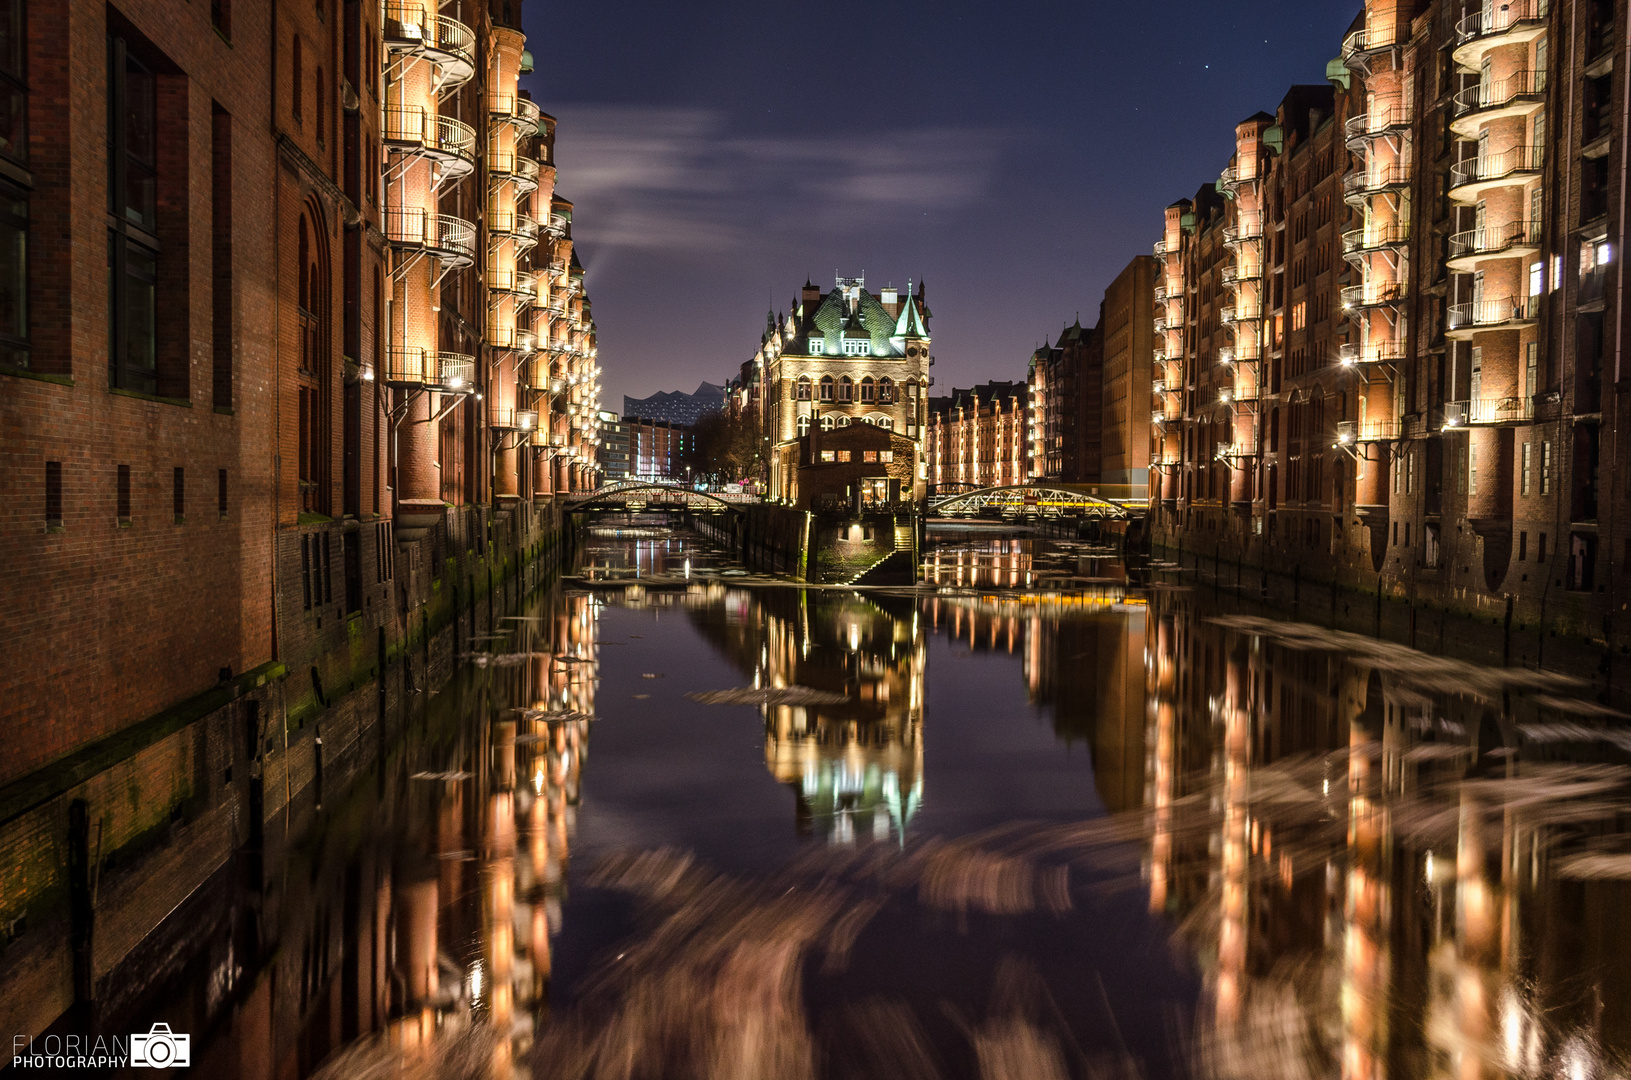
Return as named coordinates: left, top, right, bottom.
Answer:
left=551, top=105, right=1011, bottom=254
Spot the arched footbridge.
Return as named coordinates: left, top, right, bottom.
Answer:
left=565, top=482, right=755, bottom=514
left=927, top=485, right=1145, bottom=520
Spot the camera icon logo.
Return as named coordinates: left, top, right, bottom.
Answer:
left=130, top=1023, right=190, bottom=1069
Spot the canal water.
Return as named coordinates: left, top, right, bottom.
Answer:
left=69, top=525, right=1631, bottom=1078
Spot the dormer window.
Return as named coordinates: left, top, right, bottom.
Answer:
left=843, top=337, right=870, bottom=356
left=807, top=337, right=824, bottom=353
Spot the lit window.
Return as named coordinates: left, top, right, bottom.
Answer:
left=843, top=337, right=870, bottom=355
left=808, top=337, right=824, bottom=353
left=820, top=450, right=835, bottom=462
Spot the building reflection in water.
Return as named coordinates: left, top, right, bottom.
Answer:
left=1142, top=593, right=1631, bottom=1079
left=664, top=586, right=926, bottom=844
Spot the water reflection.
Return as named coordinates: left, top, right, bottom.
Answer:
left=69, top=529, right=1631, bottom=1079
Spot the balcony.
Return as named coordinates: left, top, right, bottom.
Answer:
left=382, top=6, right=476, bottom=88
left=1340, top=282, right=1408, bottom=311
left=1343, top=98, right=1412, bottom=148
left=382, top=107, right=477, bottom=178
left=1153, top=239, right=1174, bottom=258
left=384, top=348, right=475, bottom=392
left=1153, top=283, right=1169, bottom=302
left=1339, top=339, right=1407, bottom=365
left=1222, top=301, right=1261, bottom=326
left=1152, top=410, right=1172, bottom=426
left=488, top=210, right=541, bottom=248
left=1442, top=396, right=1536, bottom=427
left=515, top=97, right=542, bottom=131
left=1335, top=419, right=1401, bottom=444
left=1449, top=145, right=1545, bottom=201
left=1223, top=219, right=1263, bottom=246
left=545, top=212, right=571, bottom=237
left=1453, top=0, right=1551, bottom=71
left=489, top=405, right=540, bottom=432
left=1342, top=223, right=1410, bottom=259
left=513, top=155, right=540, bottom=193
left=1447, top=220, right=1541, bottom=269
left=488, top=324, right=537, bottom=352
left=384, top=207, right=477, bottom=267
left=1341, top=163, right=1411, bottom=205
left=1446, top=295, right=1540, bottom=338
left=1219, top=343, right=1261, bottom=363
left=1451, top=70, right=1548, bottom=135
left=1220, top=262, right=1263, bottom=286
left=488, top=267, right=537, bottom=301
left=1341, top=22, right=1401, bottom=65
left=1219, top=165, right=1257, bottom=196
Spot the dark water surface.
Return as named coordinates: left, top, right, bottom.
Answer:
left=49, top=525, right=1631, bottom=1079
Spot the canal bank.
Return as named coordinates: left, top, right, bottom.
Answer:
left=0, top=500, right=569, bottom=1046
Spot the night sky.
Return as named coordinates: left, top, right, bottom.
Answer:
left=520, top=0, right=1360, bottom=410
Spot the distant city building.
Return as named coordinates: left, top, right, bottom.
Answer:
left=622, top=382, right=725, bottom=426
left=1099, top=256, right=1157, bottom=491
left=1026, top=320, right=1101, bottom=482
left=625, top=417, right=695, bottom=482
left=598, top=412, right=631, bottom=482
left=741, top=275, right=933, bottom=502
left=925, top=382, right=1029, bottom=491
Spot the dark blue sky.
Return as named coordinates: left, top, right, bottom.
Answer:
left=521, top=0, right=1360, bottom=409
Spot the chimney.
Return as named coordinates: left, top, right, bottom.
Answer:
left=880, top=286, right=899, bottom=317
left=801, top=279, right=820, bottom=314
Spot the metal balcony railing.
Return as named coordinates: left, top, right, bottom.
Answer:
left=1153, top=239, right=1175, bottom=258
left=488, top=211, right=541, bottom=246
left=489, top=405, right=540, bottom=431
left=1223, top=219, right=1264, bottom=245
left=515, top=97, right=542, bottom=130
left=1449, top=145, right=1545, bottom=191
left=488, top=150, right=516, bottom=176
left=384, top=207, right=477, bottom=267
left=382, top=108, right=478, bottom=175
left=1152, top=410, right=1169, bottom=426
left=1342, top=223, right=1410, bottom=256
left=1342, top=163, right=1412, bottom=202
left=1340, top=282, right=1408, bottom=309
left=1447, top=295, right=1540, bottom=332
left=1448, top=220, right=1542, bottom=263
left=1221, top=262, right=1263, bottom=285
left=384, top=348, right=475, bottom=392
left=1219, top=343, right=1261, bottom=363
left=1338, top=340, right=1407, bottom=365
left=1335, top=419, right=1401, bottom=444
left=1452, top=70, right=1548, bottom=120
left=382, top=6, right=476, bottom=86
left=514, top=155, right=540, bottom=191
left=1443, top=396, right=1536, bottom=427
left=1341, top=22, right=1401, bottom=62
left=1455, top=0, right=1551, bottom=48
left=1344, top=97, right=1412, bottom=146
left=545, top=212, right=571, bottom=237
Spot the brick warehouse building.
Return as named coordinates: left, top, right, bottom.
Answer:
left=925, top=381, right=1029, bottom=491
left=1149, top=0, right=1631, bottom=675
left=0, top=0, right=601, bottom=1050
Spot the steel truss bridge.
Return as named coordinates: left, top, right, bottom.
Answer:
left=927, top=485, right=1141, bottom=520
left=565, top=482, right=753, bottom=514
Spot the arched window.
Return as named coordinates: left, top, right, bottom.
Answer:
left=796, top=415, right=810, bottom=436
left=819, top=375, right=834, bottom=402
left=878, top=377, right=894, bottom=404
left=870, top=414, right=892, bottom=430
left=838, top=375, right=853, bottom=403
left=837, top=414, right=850, bottom=427
left=860, top=376, right=875, bottom=403
left=819, top=415, right=834, bottom=431
left=796, top=375, right=811, bottom=400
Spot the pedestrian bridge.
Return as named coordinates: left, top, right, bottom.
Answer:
left=564, top=482, right=754, bottom=514
left=927, top=484, right=1143, bottom=520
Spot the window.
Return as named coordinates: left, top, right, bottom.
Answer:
left=211, top=0, right=230, bottom=37
left=819, top=450, right=835, bottom=462
left=843, top=336, right=869, bottom=356
left=807, top=337, right=824, bottom=353
left=0, top=0, right=24, bottom=165
left=1538, top=532, right=1547, bottom=561
left=292, top=36, right=303, bottom=121
left=879, top=377, right=894, bottom=403
left=860, top=376, right=875, bottom=403
left=819, top=375, right=834, bottom=402
left=117, top=463, right=131, bottom=522
left=1541, top=439, right=1551, bottom=494
left=108, top=38, right=159, bottom=393
left=0, top=182, right=26, bottom=369
left=796, top=415, right=810, bottom=436
left=837, top=414, right=850, bottom=426
left=172, top=466, right=184, bottom=520
left=838, top=376, right=853, bottom=403
left=819, top=414, right=833, bottom=431
left=862, top=451, right=878, bottom=462
left=836, top=450, right=851, bottom=462
left=45, top=460, right=61, bottom=527
left=795, top=376, right=811, bottom=400
left=880, top=450, right=894, bottom=463
left=1521, top=441, right=1531, bottom=495
left=1525, top=342, right=1538, bottom=398
left=218, top=468, right=228, bottom=516
left=1469, top=445, right=1477, bottom=495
